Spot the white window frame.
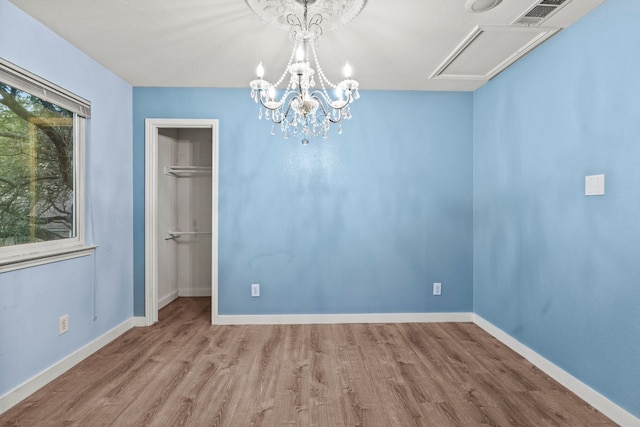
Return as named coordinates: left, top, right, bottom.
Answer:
left=0, top=58, right=95, bottom=272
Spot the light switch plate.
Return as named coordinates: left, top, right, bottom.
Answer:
left=585, top=174, right=605, bottom=196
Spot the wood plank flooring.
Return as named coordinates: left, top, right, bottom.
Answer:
left=1, top=298, right=616, bottom=426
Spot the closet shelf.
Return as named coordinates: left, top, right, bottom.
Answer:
left=164, top=166, right=212, bottom=177
left=165, top=231, right=212, bottom=240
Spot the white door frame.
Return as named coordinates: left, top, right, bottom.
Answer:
left=144, top=118, right=219, bottom=325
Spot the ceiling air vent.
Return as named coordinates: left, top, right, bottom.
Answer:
left=429, top=25, right=559, bottom=83
left=515, top=0, right=571, bottom=26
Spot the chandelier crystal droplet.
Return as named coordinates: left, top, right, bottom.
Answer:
left=249, top=0, right=361, bottom=143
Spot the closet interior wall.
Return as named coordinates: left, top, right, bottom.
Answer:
left=157, top=128, right=212, bottom=309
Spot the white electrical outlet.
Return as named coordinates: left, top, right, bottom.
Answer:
left=251, top=283, right=260, bottom=297
left=433, top=282, right=442, bottom=296
left=58, top=314, right=69, bottom=335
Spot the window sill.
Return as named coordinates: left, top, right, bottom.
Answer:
left=0, top=245, right=97, bottom=273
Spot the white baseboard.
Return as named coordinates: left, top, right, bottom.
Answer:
left=131, top=316, right=148, bottom=327
left=178, top=287, right=211, bottom=297
left=0, top=317, right=139, bottom=415
left=158, top=290, right=179, bottom=309
left=473, top=315, right=640, bottom=427
left=158, top=289, right=210, bottom=310
left=215, top=312, right=473, bottom=325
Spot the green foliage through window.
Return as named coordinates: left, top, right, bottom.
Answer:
left=0, top=83, right=75, bottom=247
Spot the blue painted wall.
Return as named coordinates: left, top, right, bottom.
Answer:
left=0, top=1, right=133, bottom=396
left=133, top=89, right=474, bottom=315
left=473, top=0, right=640, bottom=418
left=5, top=0, right=638, bottom=420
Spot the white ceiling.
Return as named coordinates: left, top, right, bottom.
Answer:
left=9, top=0, right=604, bottom=91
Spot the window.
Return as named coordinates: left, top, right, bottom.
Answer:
left=0, top=58, right=93, bottom=272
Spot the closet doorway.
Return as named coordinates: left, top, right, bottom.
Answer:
left=145, top=119, right=218, bottom=325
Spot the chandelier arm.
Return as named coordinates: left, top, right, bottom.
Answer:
left=256, top=88, right=302, bottom=125
left=308, top=91, right=352, bottom=124
left=276, top=102, right=296, bottom=124
left=315, top=105, right=343, bottom=124
left=309, top=89, right=353, bottom=111
left=256, top=93, right=283, bottom=111
left=273, top=89, right=301, bottom=110
left=315, top=104, right=343, bottom=124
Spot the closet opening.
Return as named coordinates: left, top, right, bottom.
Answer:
left=145, top=119, right=218, bottom=325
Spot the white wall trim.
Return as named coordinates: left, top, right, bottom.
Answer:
left=216, top=312, right=474, bottom=325
left=473, top=314, right=640, bottom=427
left=144, top=119, right=159, bottom=326
left=131, top=316, right=148, bottom=327
left=0, top=317, right=140, bottom=415
left=0, top=245, right=96, bottom=273
left=0, top=107, right=89, bottom=273
left=158, top=291, right=179, bottom=310
left=178, top=288, right=212, bottom=298
left=145, top=119, right=219, bottom=327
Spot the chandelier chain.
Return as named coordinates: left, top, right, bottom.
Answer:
left=274, top=47, right=297, bottom=88
left=310, top=42, right=337, bottom=90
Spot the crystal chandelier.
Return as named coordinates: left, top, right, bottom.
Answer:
left=248, top=0, right=364, bottom=144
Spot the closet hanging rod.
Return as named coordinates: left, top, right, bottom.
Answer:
left=164, top=166, right=212, bottom=177
left=165, top=231, right=213, bottom=240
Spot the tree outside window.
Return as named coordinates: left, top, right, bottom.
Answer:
left=0, top=83, right=75, bottom=247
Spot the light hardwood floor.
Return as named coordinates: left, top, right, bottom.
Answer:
left=1, top=298, right=615, bottom=426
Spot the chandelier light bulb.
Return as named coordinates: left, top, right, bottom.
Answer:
left=343, top=62, right=352, bottom=78
left=295, top=45, right=305, bottom=62
left=256, top=62, right=265, bottom=78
